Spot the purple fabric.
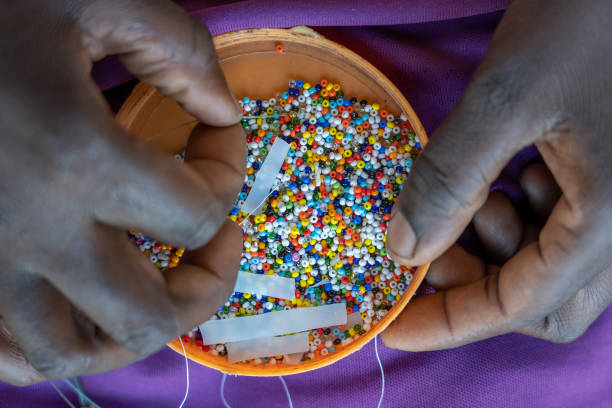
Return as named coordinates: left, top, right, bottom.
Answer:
left=2, top=2, right=611, bottom=407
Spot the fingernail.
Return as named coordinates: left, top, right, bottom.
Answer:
left=386, top=211, right=417, bottom=264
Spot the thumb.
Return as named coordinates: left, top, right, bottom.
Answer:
left=387, top=81, right=533, bottom=266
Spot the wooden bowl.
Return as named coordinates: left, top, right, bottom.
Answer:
left=116, top=28, right=429, bottom=376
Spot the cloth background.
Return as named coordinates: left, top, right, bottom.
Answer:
left=1, top=1, right=610, bottom=407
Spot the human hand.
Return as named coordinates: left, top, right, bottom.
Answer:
left=0, top=0, right=245, bottom=384
left=383, top=0, right=612, bottom=351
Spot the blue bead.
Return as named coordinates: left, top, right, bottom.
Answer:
left=256, top=99, right=262, bottom=106
left=379, top=120, right=387, bottom=127
left=353, top=305, right=359, bottom=312
left=301, top=176, right=310, bottom=184
left=305, top=167, right=312, bottom=174
left=364, top=284, right=371, bottom=291
left=315, top=84, right=322, bottom=91
left=325, top=283, right=332, bottom=291
left=343, top=99, right=351, bottom=107
left=296, top=80, right=304, bottom=88
left=284, top=254, right=292, bottom=262
left=242, top=97, right=250, bottom=104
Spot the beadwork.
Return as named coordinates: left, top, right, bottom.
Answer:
left=131, top=78, right=423, bottom=365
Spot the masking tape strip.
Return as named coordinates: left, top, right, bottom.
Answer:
left=240, top=137, right=290, bottom=214
left=234, top=271, right=296, bottom=300
left=226, top=332, right=309, bottom=363
left=200, top=303, right=347, bottom=345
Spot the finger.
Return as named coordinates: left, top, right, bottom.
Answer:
left=77, top=0, right=241, bottom=125
left=426, top=244, right=487, bottom=290
left=383, top=192, right=611, bottom=351
left=44, top=122, right=244, bottom=356
left=36, top=224, right=183, bottom=356
left=0, top=275, right=138, bottom=379
left=519, top=263, right=612, bottom=343
left=520, top=163, right=561, bottom=223
left=0, top=318, right=45, bottom=386
left=167, top=219, right=242, bottom=331
left=185, top=123, right=247, bottom=208
left=386, top=74, right=537, bottom=266
left=92, top=120, right=245, bottom=249
left=472, top=191, right=523, bottom=264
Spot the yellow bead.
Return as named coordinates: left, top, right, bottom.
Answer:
left=368, top=136, right=377, bottom=144
left=343, top=149, right=352, bottom=158
left=303, top=83, right=311, bottom=90
left=372, top=103, right=380, bottom=111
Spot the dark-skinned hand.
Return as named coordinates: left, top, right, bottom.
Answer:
left=383, top=0, right=612, bottom=351
left=0, top=1, right=245, bottom=385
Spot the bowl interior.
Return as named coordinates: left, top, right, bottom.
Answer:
left=116, top=28, right=429, bottom=376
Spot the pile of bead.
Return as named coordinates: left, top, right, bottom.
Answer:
left=132, top=78, right=423, bottom=366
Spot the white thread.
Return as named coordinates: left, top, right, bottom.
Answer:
left=278, top=376, right=294, bottom=408
left=374, top=335, right=385, bottom=408
left=178, top=337, right=190, bottom=408
left=220, top=373, right=232, bottom=408
left=220, top=372, right=292, bottom=408
left=49, top=381, right=76, bottom=408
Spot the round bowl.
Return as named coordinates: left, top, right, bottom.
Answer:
left=116, top=28, right=429, bottom=376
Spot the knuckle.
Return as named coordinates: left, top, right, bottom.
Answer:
left=6, top=374, right=41, bottom=387
left=115, top=315, right=179, bottom=354
left=182, top=207, right=221, bottom=250
left=538, top=314, right=585, bottom=344
left=467, top=67, right=524, bottom=117
left=28, top=347, right=92, bottom=379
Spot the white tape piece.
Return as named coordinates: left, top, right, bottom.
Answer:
left=345, top=311, right=363, bottom=329
left=226, top=333, right=308, bottom=363
left=234, top=271, right=295, bottom=300
left=200, top=303, right=347, bottom=345
left=240, top=137, right=290, bottom=214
